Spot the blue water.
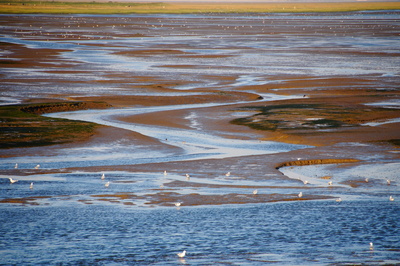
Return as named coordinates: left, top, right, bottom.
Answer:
left=1, top=200, right=399, bottom=265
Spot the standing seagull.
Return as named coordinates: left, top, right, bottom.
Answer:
left=14, top=163, right=18, bottom=169
left=225, top=172, right=231, bottom=177
left=101, top=173, right=105, bottom=180
left=185, top=174, right=190, bottom=180
left=370, top=242, right=374, bottom=251
left=105, top=182, right=110, bottom=188
left=389, top=196, right=394, bottom=201
left=177, top=250, right=186, bottom=258
left=34, top=164, right=40, bottom=169
left=164, top=170, right=167, bottom=176
left=30, top=182, right=34, bottom=189
left=253, top=189, right=258, bottom=195
left=298, top=192, right=303, bottom=198
left=9, top=177, right=18, bottom=184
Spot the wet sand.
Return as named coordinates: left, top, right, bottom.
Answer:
left=0, top=13, right=399, bottom=207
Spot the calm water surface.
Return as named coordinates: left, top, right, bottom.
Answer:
left=1, top=200, right=399, bottom=265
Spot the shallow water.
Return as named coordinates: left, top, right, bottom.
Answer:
left=1, top=11, right=400, bottom=265
left=41, top=103, right=309, bottom=165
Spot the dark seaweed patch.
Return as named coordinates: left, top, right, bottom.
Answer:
left=229, top=103, right=383, bottom=131
left=0, top=102, right=110, bottom=149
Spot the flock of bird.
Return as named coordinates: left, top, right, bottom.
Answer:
left=6, top=166, right=396, bottom=205
left=4, top=164, right=397, bottom=259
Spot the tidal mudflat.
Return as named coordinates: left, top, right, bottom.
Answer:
left=0, top=11, right=399, bottom=265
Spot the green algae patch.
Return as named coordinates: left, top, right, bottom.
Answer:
left=387, top=139, right=400, bottom=147
left=230, top=103, right=398, bottom=132
left=231, top=104, right=347, bottom=131
left=0, top=101, right=111, bottom=149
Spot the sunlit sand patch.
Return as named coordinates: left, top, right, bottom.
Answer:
left=276, top=159, right=360, bottom=169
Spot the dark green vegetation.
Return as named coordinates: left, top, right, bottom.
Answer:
left=0, top=102, right=110, bottom=149
left=231, top=104, right=346, bottom=131
left=230, top=103, right=395, bottom=132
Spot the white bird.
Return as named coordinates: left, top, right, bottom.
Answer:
left=185, top=174, right=190, bottom=180
left=30, top=182, right=34, bottom=189
left=101, top=173, right=105, bottom=180
left=225, top=172, right=230, bottom=177
left=298, top=192, right=303, bottom=198
left=253, top=189, right=258, bottom=195
left=14, top=163, right=18, bottom=169
left=177, top=250, right=186, bottom=258
left=336, top=197, right=342, bottom=202
left=365, top=178, right=369, bottom=183
left=389, top=196, right=394, bottom=201
left=328, top=181, right=333, bottom=186
left=303, top=180, right=309, bottom=185
left=370, top=242, right=374, bottom=251
left=175, top=202, right=181, bottom=207
left=105, top=182, right=110, bottom=188
left=164, top=170, right=167, bottom=176
left=386, top=179, right=391, bottom=185
left=34, top=164, right=40, bottom=169
left=9, top=177, right=18, bottom=184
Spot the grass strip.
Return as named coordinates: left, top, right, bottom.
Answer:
left=1, top=1, right=399, bottom=14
